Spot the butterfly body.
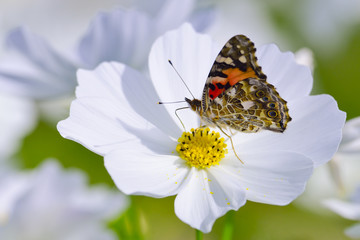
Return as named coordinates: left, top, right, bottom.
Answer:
left=186, top=35, right=291, bottom=133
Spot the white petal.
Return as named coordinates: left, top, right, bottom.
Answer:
left=0, top=170, right=30, bottom=224
left=58, top=62, right=181, bottom=155
left=285, top=95, right=345, bottom=166
left=6, top=27, right=77, bottom=78
left=258, top=44, right=313, bottom=101
left=324, top=199, right=360, bottom=221
left=350, top=186, right=360, bottom=203
left=76, top=62, right=181, bottom=138
left=77, top=2, right=215, bottom=70
left=345, top=223, right=360, bottom=239
left=77, top=9, right=154, bottom=69
left=223, top=151, right=314, bottom=205
left=294, top=163, right=342, bottom=212
left=135, top=0, right=214, bottom=33
left=0, top=27, right=78, bottom=99
left=154, top=0, right=194, bottom=34
left=149, top=23, right=219, bottom=130
left=175, top=167, right=246, bottom=233
left=0, top=54, right=75, bottom=99
left=0, top=160, right=126, bottom=240
left=34, top=160, right=127, bottom=220
left=58, top=98, right=134, bottom=156
left=339, top=117, right=360, bottom=155
left=188, top=6, right=216, bottom=32
left=58, top=97, right=174, bottom=156
left=207, top=165, right=247, bottom=210
left=105, top=148, right=189, bottom=198
left=234, top=94, right=346, bottom=167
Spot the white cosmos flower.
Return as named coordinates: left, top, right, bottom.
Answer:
left=0, top=0, right=215, bottom=100
left=0, top=160, right=128, bottom=240
left=58, top=23, right=346, bottom=232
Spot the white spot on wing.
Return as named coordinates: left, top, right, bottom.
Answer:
left=214, top=98, right=223, bottom=105
left=216, top=55, right=225, bottom=63
left=242, top=101, right=254, bottom=110
left=224, top=57, right=233, bottom=65
left=227, top=88, right=236, bottom=97
left=216, top=56, right=235, bottom=66
left=239, top=56, right=247, bottom=63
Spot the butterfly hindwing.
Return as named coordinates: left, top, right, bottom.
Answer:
left=199, top=35, right=291, bottom=133
left=203, top=78, right=291, bottom=132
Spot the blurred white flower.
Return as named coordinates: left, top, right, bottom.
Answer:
left=0, top=0, right=131, bottom=54
left=207, top=0, right=285, bottom=48
left=0, top=0, right=215, bottom=100
left=338, top=117, right=360, bottom=155
left=267, top=0, right=360, bottom=56
left=301, top=0, right=360, bottom=54
left=324, top=186, right=360, bottom=239
left=0, top=160, right=128, bottom=240
left=0, top=93, right=36, bottom=162
left=57, top=24, right=345, bottom=232
left=294, top=48, right=314, bottom=72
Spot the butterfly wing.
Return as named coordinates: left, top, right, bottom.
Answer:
left=201, top=35, right=291, bottom=133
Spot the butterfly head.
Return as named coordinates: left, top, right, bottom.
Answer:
left=185, top=97, right=203, bottom=116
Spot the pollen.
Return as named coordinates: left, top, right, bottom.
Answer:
left=176, top=128, right=228, bottom=168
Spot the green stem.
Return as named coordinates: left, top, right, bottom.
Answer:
left=196, top=229, right=203, bottom=240
left=222, top=211, right=234, bottom=240
left=107, top=196, right=145, bottom=240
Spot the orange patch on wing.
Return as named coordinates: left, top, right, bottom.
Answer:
left=223, top=67, right=257, bottom=86
left=209, top=67, right=257, bottom=99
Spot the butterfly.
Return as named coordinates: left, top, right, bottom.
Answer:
left=185, top=35, right=291, bottom=135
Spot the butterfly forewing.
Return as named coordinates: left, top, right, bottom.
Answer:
left=200, top=35, right=291, bottom=133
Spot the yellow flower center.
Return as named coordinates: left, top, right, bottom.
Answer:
left=176, top=128, right=228, bottom=168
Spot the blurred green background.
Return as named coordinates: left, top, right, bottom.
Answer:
left=9, top=0, right=360, bottom=239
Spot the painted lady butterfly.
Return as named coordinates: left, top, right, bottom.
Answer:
left=186, top=35, right=291, bottom=134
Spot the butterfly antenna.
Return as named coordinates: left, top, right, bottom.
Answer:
left=157, top=100, right=186, bottom=104
left=168, top=60, right=195, bottom=99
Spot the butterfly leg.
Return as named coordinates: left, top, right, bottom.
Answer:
left=199, top=118, right=207, bottom=129
left=229, top=128, right=238, bottom=137
left=215, top=123, right=244, bottom=164
left=175, top=107, right=190, bottom=131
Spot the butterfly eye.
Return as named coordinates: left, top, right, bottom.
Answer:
left=267, top=110, right=278, bottom=118
left=267, top=102, right=276, bottom=108
left=262, top=96, right=269, bottom=102
left=255, top=90, right=265, bottom=98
